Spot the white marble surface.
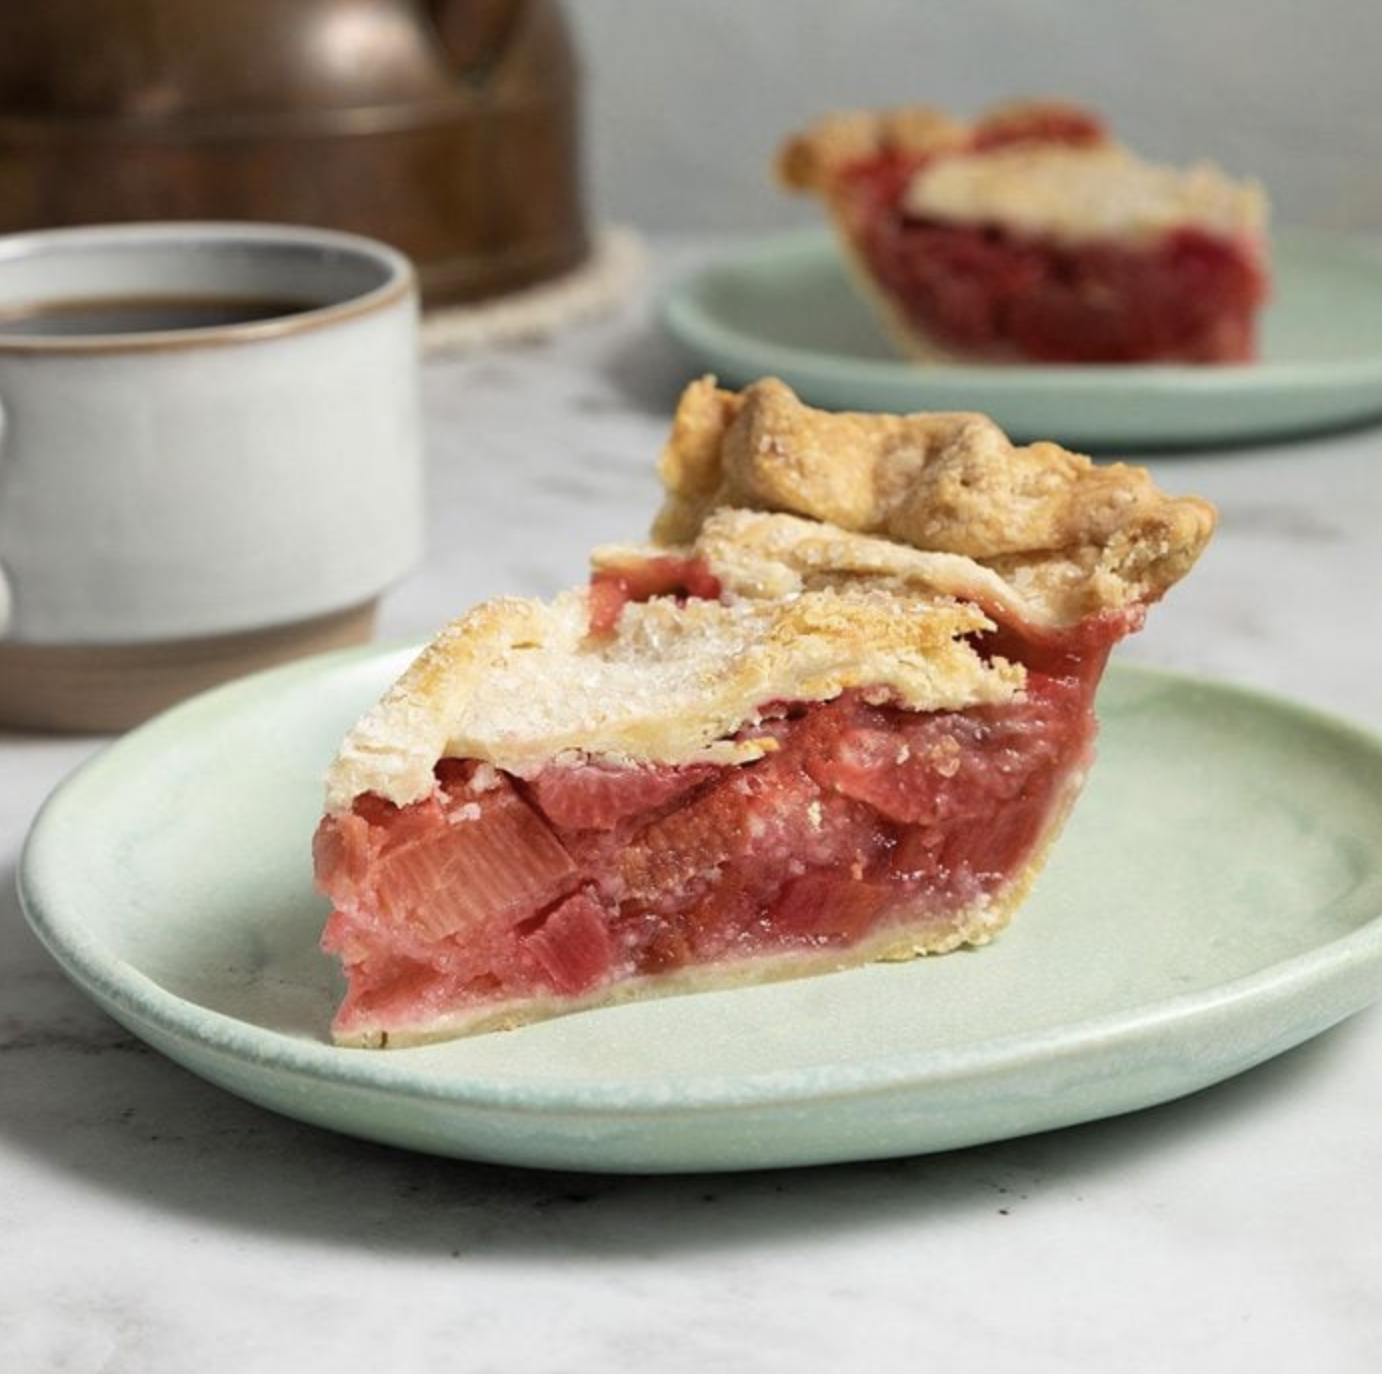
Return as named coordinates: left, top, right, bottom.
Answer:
left=3, top=240, right=1382, bottom=1371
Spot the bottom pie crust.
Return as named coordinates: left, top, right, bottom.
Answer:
left=331, top=881, right=1040, bottom=1049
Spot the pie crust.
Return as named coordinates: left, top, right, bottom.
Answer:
left=314, top=378, right=1216, bottom=1045
left=778, top=100, right=1270, bottom=364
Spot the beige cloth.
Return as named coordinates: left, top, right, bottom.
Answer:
left=421, top=226, right=646, bottom=355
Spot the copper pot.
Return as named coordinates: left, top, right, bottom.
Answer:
left=0, top=0, right=587, bottom=305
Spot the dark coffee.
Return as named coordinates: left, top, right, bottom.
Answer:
left=0, top=294, right=321, bottom=337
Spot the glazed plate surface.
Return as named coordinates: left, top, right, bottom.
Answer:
left=19, top=649, right=1382, bottom=1172
left=661, top=229, right=1382, bottom=448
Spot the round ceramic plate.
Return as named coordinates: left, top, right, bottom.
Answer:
left=660, top=228, right=1382, bottom=449
left=19, top=649, right=1382, bottom=1174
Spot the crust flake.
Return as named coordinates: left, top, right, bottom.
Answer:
left=653, top=377, right=1216, bottom=625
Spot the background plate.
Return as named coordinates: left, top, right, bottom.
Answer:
left=661, top=228, right=1382, bottom=449
left=19, top=650, right=1382, bottom=1173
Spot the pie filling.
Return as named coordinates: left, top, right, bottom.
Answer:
left=314, top=575, right=1124, bottom=1041
left=840, top=143, right=1268, bottom=364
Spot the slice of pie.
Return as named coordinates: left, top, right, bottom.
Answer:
left=313, top=377, right=1215, bottom=1046
left=778, top=100, right=1270, bottom=363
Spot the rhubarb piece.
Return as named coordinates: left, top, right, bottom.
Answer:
left=778, top=100, right=1270, bottom=363
left=313, top=378, right=1215, bottom=1045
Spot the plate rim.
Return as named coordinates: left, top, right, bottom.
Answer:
left=659, top=226, right=1382, bottom=432
left=18, top=651, right=1382, bottom=1122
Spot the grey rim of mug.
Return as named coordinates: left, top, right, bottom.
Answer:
left=0, top=221, right=417, bottom=355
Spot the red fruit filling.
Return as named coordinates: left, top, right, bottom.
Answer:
left=315, top=618, right=1122, bottom=1037
left=839, top=137, right=1267, bottom=363
left=587, top=555, right=723, bottom=635
left=970, top=107, right=1108, bottom=153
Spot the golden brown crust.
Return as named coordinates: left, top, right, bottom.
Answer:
left=902, top=144, right=1266, bottom=246
left=779, top=100, right=1264, bottom=245
left=326, top=378, right=1214, bottom=814
left=653, top=378, right=1217, bottom=626
left=324, top=509, right=1029, bottom=813
left=776, top=103, right=972, bottom=191
left=776, top=100, right=1108, bottom=191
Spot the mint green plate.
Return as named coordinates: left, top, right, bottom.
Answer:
left=18, top=650, right=1382, bottom=1173
left=661, top=228, right=1382, bottom=448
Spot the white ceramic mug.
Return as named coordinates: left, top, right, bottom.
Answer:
left=0, top=221, right=424, bottom=728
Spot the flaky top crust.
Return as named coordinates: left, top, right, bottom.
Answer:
left=903, top=144, right=1265, bottom=246
left=653, top=378, right=1217, bottom=626
left=777, top=100, right=1104, bottom=192
left=324, top=378, right=1215, bottom=814
left=778, top=100, right=1265, bottom=247
left=324, top=509, right=1024, bottom=812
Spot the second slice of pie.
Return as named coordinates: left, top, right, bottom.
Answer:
left=778, top=100, right=1270, bottom=364
left=313, top=378, right=1216, bottom=1045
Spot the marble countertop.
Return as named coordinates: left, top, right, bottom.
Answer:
left=3, top=239, right=1381, bottom=1372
